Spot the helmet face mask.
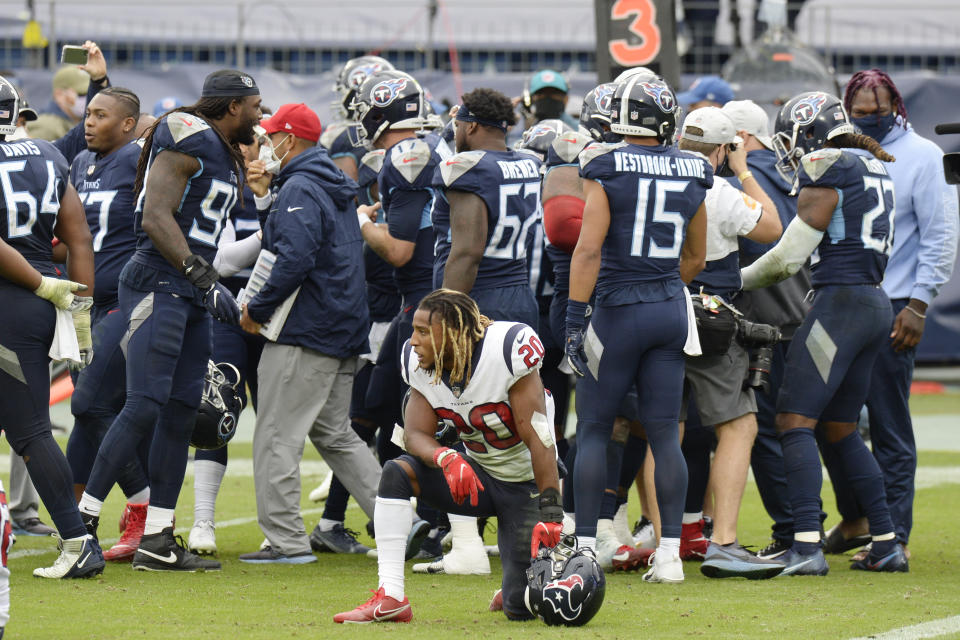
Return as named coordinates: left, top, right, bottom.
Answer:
left=191, top=361, right=242, bottom=450
left=525, top=535, right=606, bottom=627
left=332, top=56, right=395, bottom=121
left=0, top=76, right=21, bottom=137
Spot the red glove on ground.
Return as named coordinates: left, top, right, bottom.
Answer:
left=434, top=447, right=485, bottom=506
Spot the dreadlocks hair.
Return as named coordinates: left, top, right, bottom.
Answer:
left=134, top=96, right=247, bottom=198
left=97, top=87, right=140, bottom=121
left=461, top=88, right=517, bottom=129
left=843, top=69, right=908, bottom=124
left=827, top=133, right=895, bottom=163
left=417, top=288, right=493, bottom=386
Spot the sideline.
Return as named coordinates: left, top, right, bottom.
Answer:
left=849, top=614, right=960, bottom=640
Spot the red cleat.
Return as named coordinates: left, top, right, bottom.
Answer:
left=611, top=544, right=655, bottom=571
left=333, top=588, right=413, bottom=624
left=104, top=502, right=147, bottom=562
left=488, top=589, right=503, bottom=611
left=680, top=519, right=710, bottom=561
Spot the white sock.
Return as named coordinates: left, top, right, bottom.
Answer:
left=794, top=531, right=820, bottom=544
left=144, top=506, right=176, bottom=536
left=78, top=493, right=103, bottom=518
left=596, top=518, right=615, bottom=540
left=126, top=487, right=150, bottom=505
left=193, top=460, right=226, bottom=524
left=318, top=518, right=341, bottom=532
left=578, top=536, right=597, bottom=552
left=375, top=497, right=412, bottom=601
left=449, top=514, right=484, bottom=552
left=658, top=537, right=681, bottom=557
left=682, top=512, right=703, bottom=525
left=873, top=532, right=896, bottom=542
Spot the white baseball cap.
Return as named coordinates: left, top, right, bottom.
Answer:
left=722, top=100, right=774, bottom=149
left=680, top=106, right=742, bottom=145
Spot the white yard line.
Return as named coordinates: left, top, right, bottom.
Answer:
left=849, top=614, right=960, bottom=640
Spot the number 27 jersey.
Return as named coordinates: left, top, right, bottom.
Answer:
left=401, top=321, right=546, bottom=483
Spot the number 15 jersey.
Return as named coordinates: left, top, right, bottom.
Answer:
left=401, top=321, right=546, bottom=483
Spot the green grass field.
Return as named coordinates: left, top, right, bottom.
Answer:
left=5, top=394, right=960, bottom=639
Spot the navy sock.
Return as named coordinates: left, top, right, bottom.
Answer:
left=148, top=399, right=198, bottom=509
left=599, top=440, right=625, bottom=520
left=682, top=429, right=713, bottom=513
left=322, top=476, right=350, bottom=523
left=830, top=431, right=895, bottom=548
left=22, top=435, right=86, bottom=538
left=780, top=428, right=823, bottom=547
left=646, top=419, right=687, bottom=539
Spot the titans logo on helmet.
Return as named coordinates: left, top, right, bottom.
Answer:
left=594, top=83, right=617, bottom=116
left=791, top=92, right=829, bottom=125
left=638, top=81, right=676, bottom=113
left=218, top=413, right=237, bottom=439
left=349, top=63, right=384, bottom=89
left=372, top=78, right=408, bottom=107
left=527, top=123, right=556, bottom=142
left=541, top=575, right=585, bottom=621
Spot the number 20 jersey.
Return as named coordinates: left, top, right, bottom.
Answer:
left=132, top=113, right=239, bottom=273
left=400, top=321, right=544, bottom=483
left=580, top=142, right=712, bottom=305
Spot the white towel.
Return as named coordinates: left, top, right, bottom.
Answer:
left=49, top=308, right=81, bottom=366
left=682, top=288, right=702, bottom=357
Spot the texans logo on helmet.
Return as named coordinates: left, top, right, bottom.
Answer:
left=638, top=81, right=675, bottom=114
left=594, top=83, right=616, bottom=115
left=349, top=63, right=384, bottom=89
left=791, top=93, right=828, bottom=126
left=541, top=574, right=585, bottom=621
left=372, top=78, right=408, bottom=107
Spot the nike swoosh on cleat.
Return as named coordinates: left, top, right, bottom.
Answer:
left=785, top=557, right=818, bottom=573
left=137, top=548, right=178, bottom=563
left=76, top=551, right=91, bottom=569
left=373, top=603, right=409, bottom=620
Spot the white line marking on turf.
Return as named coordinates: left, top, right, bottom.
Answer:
left=849, top=614, right=960, bottom=640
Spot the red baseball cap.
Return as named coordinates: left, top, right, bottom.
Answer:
left=261, top=103, right=322, bottom=142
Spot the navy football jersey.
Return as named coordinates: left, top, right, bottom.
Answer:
left=0, top=138, right=69, bottom=276
left=319, top=121, right=367, bottom=167
left=580, top=142, right=712, bottom=305
left=220, top=185, right=261, bottom=297
left=133, top=112, right=240, bottom=272
left=797, top=149, right=894, bottom=287
left=435, top=149, right=543, bottom=290
left=378, top=134, right=451, bottom=296
left=358, top=149, right=401, bottom=322
left=70, top=141, right=141, bottom=308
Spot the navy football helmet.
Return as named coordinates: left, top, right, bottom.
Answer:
left=353, top=70, right=429, bottom=144
left=515, top=119, right=573, bottom=162
left=0, top=76, right=21, bottom=137
left=609, top=77, right=679, bottom=143
left=525, top=535, right=605, bottom=626
left=190, top=361, right=242, bottom=450
left=579, top=82, right=622, bottom=143
left=772, top=91, right=854, bottom=183
left=332, top=55, right=395, bottom=121
left=614, top=66, right=660, bottom=84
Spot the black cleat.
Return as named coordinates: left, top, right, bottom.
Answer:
left=132, top=527, right=221, bottom=572
left=80, top=513, right=100, bottom=542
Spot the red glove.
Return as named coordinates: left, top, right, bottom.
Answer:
left=531, top=521, right=563, bottom=558
left=434, top=447, right=485, bottom=506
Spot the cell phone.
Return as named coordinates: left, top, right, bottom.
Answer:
left=60, top=45, right=88, bottom=66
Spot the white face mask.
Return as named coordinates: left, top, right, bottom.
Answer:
left=259, top=134, right=291, bottom=175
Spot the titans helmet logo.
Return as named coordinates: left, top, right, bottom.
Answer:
left=594, top=83, right=617, bottom=116
left=217, top=412, right=237, bottom=439
left=639, top=81, right=676, bottom=113
left=527, top=123, right=555, bottom=142
left=372, top=78, right=408, bottom=107
left=541, top=574, right=585, bottom=621
left=348, top=63, right=384, bottom=89
left=791, top=93, right=828, bottom=126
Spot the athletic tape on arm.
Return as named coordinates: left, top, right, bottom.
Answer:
left=740, top=216, right=824, bottom=291
left=531, top=411, right=555, bottom=448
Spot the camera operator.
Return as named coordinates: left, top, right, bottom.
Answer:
left=676, top=108, right=784, bottom=578
left=721, top=100, right=814, bottom=558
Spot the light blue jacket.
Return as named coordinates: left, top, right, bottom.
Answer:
left=858, top=122, right=959, bottom=304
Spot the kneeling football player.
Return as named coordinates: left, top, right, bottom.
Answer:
left=334, top=288, right=562, bottom=623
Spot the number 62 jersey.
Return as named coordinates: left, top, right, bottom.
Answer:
left=400, top=321, right=552, bottom=484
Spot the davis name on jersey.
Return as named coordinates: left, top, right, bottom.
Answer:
left=400, top=321, right=545, bottom=483
left=797, top=148, right=894, bottom=287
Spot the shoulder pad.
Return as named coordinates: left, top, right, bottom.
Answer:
left=440, top=150, right=486, bottom=186
left=579, top=142, right=622, bottom=170
left=800, top=148, right=843, bottom=183
left=551, top=131, right=591, bottom=164
left=319, top=123, right=345, bottom=150
left=390, top=138, right=433, bottom=184
left=135, top=138, right=146, bottom=149
left=164, top=112, right=210, bottom=144
left=360, top=149, right=386, bottom=174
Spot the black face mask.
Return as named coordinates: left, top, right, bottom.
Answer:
left=533, top=97, right=566, bottom=120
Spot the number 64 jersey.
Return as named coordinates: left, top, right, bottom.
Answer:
left=400, top=321, right=553, bottom=484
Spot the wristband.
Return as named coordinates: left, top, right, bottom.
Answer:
left=565, top=300, right=588, bottom=334
left=738, top=170, right=754, bottom=183
left=357, top=211, right=373, bottom=230
left=538, top=487, right=563, bottom=522
left=905, top=305, right=926, bottom=319
left=433, top=447, right=456, bottom=467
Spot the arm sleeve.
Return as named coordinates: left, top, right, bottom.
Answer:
left=740, top=216, right=823, bottom=291
left=213, top=220, right=262, bottom=277
left=386, top=189, right=432, bottom=242
left=908, top=149, right=960, bottom=303
left=246, top=183, right=322, bottom=323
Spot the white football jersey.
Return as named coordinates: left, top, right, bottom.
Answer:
left=401, top=321, right=545, bottom=483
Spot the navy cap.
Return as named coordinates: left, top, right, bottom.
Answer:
left=677, top=76, right=734, bottom=106
left=201, top=70, right=259, bottom=99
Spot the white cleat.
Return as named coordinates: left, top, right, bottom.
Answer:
left=309, top=471, right=333, bottom=502
left=613, top=504, right=635, bottom=547
left=633, top=517, right=656, bottom=550
left=642, top=550, right=684, bottom=583
left=188, top=520, right=217, bottom=556
left=33, top=535, right=104, bottom=579
left=412, top=545, right=491, bottom=575
left=484, top=545, right=500, bottom=557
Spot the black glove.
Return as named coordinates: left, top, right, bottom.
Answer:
left=182, top=254, right=219, bottom=290
left=203, top=282, right=241, bottom=325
